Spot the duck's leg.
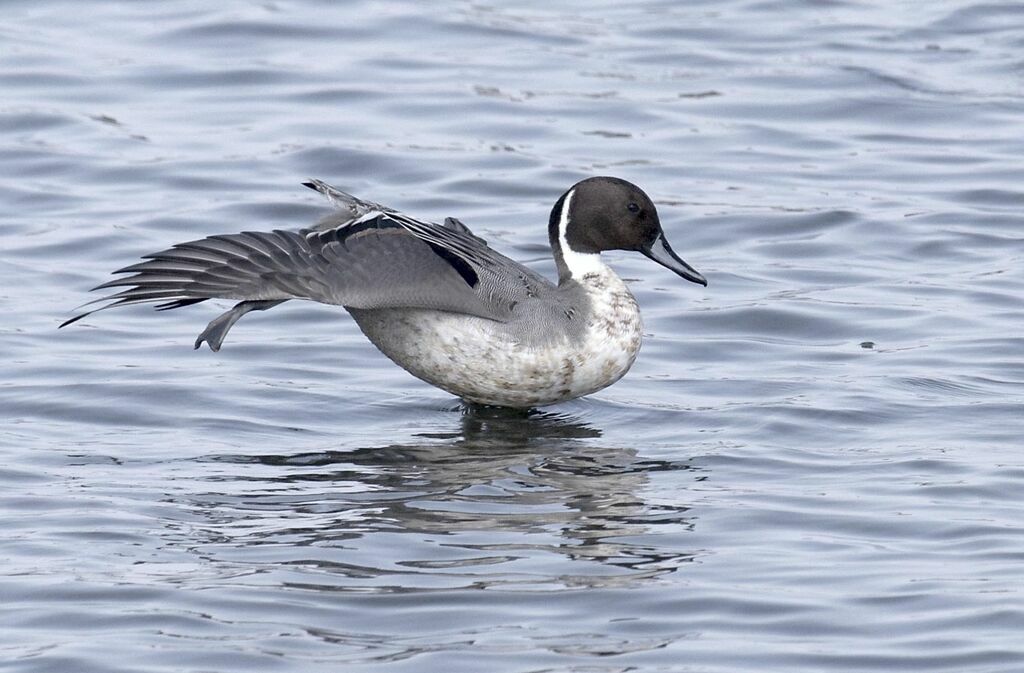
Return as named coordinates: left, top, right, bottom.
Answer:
left=194, top=299, right=287, bottom=352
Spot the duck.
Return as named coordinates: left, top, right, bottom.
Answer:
left=61, top=177, right=707, bottom=407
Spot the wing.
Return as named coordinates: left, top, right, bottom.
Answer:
left=302, top=179, right=489, bottom=246
left=61, top=191, right=553, bottom=335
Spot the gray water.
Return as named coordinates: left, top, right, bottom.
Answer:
left=2, top=1, right=1024, bottom=671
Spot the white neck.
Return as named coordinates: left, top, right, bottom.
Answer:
left=557, top=188, right=606, bottom=279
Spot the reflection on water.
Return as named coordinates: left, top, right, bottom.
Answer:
left=188, top=407, right=700, bottom=590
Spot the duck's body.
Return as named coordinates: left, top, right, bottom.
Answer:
left=351, top=263, right=641, bottom=406
left=62, top=177, right=706, bottom=408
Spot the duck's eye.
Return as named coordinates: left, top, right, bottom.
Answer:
left=627, top=202, right=640, bottom=214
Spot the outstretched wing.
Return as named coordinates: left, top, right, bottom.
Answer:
left=62, top=193, right=551, bottom=330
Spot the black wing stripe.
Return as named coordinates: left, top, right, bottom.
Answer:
left=424, top=241, right=479, bottom=287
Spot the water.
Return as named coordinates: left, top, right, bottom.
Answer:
left=2, top=0, right=1024, bottom=671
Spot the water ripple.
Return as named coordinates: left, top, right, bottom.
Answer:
left=2, top=1, right=1024, bottom=672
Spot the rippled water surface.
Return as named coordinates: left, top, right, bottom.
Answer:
left=3, top=1, right=1024, bottom=671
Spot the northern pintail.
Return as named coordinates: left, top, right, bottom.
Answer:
left=62, top=177, right=707, bottom=407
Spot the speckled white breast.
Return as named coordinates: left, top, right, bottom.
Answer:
left=350, top=266, right=642, bottom=407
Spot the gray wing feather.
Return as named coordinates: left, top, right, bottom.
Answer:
left=62, top=181, right=553, bottom=336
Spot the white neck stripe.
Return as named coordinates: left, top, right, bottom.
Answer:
left=557, top=188, right=605, bottom=279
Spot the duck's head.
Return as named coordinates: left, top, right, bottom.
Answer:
left=548, top=176, right=707, bottom=286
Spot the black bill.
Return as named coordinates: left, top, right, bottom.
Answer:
left=640, top=234, right=707, bottom=286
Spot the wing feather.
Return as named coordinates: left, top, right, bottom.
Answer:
left=61, top=181, right=554, bottom=333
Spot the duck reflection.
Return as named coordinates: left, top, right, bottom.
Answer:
left=185, top=406, right=702, bottom=589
